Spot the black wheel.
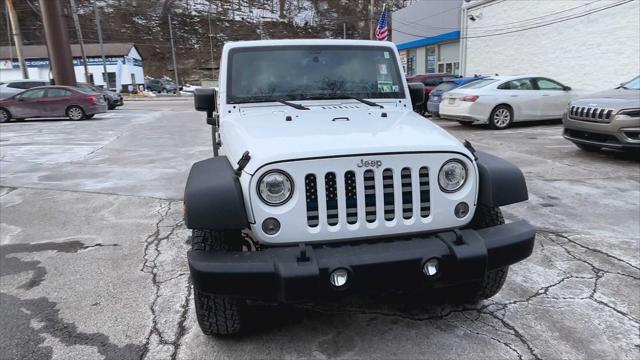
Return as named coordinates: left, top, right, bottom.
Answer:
left=575, top=143, right=601, bottom=152
left=107, top=101, right=116, bottom=110
left=489, top=105, right=513, bottom=130
left=192, top=229, right=245, bottom=336
left=457, top=121, right=473, bottom=127
left=85, top=114, right=95, bottom=119
left=66, top=106, right=85, bottom=121
left=446, top=205, right=509, bottom=303
left=0, top=108, right=10, bottom=123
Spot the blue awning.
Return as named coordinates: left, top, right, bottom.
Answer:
left=396, top=31, right=460, bottom=50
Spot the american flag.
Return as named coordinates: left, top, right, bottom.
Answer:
left=375, top=4, right=389, bottom=41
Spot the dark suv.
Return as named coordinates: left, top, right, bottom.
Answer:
left=146, top=79, right=178, bottom=94
left=406, top=73, right=455, bottom=115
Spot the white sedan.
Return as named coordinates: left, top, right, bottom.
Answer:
left=439, top=75, right=578, bottom=129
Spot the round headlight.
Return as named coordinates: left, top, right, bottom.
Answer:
left=257, top=170, right=294, bottom=206
left=438, top=160, right=467, bottom=192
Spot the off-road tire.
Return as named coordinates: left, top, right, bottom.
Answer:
left=575, top=143, right=601, bottom=152
left=447, top=205, right=509, bottom=303
left=191, top=229, right=245, bottom=336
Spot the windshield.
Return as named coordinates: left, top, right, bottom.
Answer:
left=227, top=46, right=405, bottom=103
left=621, top=76, right=640, bottom=90
left=433, top=81, right=457, bottom=93
left=458, top=79, right=498, bottom=89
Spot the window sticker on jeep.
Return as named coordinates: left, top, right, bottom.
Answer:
left=378, top=64, right=388, bottom=75
left=378, top=80, right=393, bottom=93
left=384, top=51, right=390, bottom=59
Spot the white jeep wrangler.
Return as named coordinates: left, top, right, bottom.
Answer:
left=186, top=39, right=535, bottom=336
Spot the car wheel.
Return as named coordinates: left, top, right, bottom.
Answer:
left=161, top=89, right=167, bottom=94
left=66, top=106, right=86, bottom=121
left=191, top=229, right=246, bottom=336
left=444, top=205, right=509, bottom=303
left=107, top=101, right=116, bottom=110
left=457, top=121, right=473, bottom=127
left=575, top=143, right=601, bottom=152
left=0, top=108, right=11, bottom=123
left=489, top=105, right=513, bottom=130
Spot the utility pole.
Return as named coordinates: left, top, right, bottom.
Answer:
left=39, top=0, right=76, bottom=85
left=5, top=0, right=29, bottom=79
left=94, top=4, right=108, bottom=87
left=369, top=0, right=374, bottom=40
left=168, top=14, right=180, bottom=91
left=69, top=0, right=91, bottom=83
left=343, top=23, right=346, bottom=39
left=207, top=1, right=216, bottom=80
left=4, top=3, right=14, bottom=63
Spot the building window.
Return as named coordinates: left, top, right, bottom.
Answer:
left=426, top=47, right=436, bottom=73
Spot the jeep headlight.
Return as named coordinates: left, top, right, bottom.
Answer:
left=438, top=160, right=467, bottom=192
left=258, top=170, right=293, bottom=206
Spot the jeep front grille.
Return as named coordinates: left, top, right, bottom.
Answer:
left=569, top=106, right=614, bottom=122
left=305, top=167, right=431, bottom=226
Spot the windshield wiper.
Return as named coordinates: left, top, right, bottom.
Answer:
left=300, top=94, right=384, bottom=108
left=277, top=99, right=309, bottom=110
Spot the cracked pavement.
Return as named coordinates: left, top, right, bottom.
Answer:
left=1, top=100, right=638, bottom=359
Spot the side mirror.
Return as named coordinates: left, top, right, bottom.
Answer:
left=408, top=82, right=425, bottom=108
left=195, top=88, right=217, bottom=125
left=563, top=85, right=572, bottom=91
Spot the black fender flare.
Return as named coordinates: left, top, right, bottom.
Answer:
left=184, top=157, right=248, bottom=230
left=475, top=151, right=528, bottom=207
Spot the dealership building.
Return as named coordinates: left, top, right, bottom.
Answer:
left=0, top=43, right=145, bottom=91
left=392, top=0, right=640, bottom=91
left=459, top=0, right=639, bottom=91
left=391, top=0, right=462, bottom=76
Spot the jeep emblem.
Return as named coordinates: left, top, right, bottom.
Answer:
left=357, top=159, right=383, bottom=168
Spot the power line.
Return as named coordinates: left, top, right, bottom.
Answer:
left=393, top=0, right=603, bottom=32
left=394, top=0, right=635, bottom=40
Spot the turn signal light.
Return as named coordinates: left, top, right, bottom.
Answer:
left=461, top=95, right=479, bottom=102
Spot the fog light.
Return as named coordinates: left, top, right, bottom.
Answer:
left=329, top=268, right=349, bottom=287
left=455, top=202, right=469, bottom=218
left=261, top=217, right=280, bottom=235
left=423, top=258, right=439, bottom=276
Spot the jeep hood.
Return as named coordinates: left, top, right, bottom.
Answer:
left=220, top=107, right=471, bottom=175
left=571, top=88, right=640, bottom=109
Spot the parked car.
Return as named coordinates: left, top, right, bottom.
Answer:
left=0, top=86, right=107, bottom=122
left=406, top=73, right=455, bottom=114
left=562, top=75, right=640, bottom=152
left=427, top=76, right=487, bottom=117
left=439, top=75, right=577, bottom=129
left=0, top=80, right=50, bottom=99
left=146, top=79, right=178, bottom=94
left=185, top=39, right=535, bottom=336
left=76, top=82, right=123, bottom=110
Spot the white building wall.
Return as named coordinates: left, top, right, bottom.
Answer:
left=462, top=0, right=640, bottom=91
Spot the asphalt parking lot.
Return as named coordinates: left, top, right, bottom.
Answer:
left=1, top=99, right=638, bottom=359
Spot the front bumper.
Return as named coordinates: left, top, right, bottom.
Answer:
left=189, top=220, right=535, bottom=302
left=562, top=113, right=640, bottom=149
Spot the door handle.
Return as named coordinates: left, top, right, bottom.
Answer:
left=509, top=95, right=518, bottom=97
left=542, top=94, right=550, bottom=97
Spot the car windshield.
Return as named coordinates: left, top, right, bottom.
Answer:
left=621, top=76, right=640, bottom=90
left=458, top=79, right=498, bottom=89
left=433, top=81, right=458, bottom=92
left=227, top=46, right=405, bottom=103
